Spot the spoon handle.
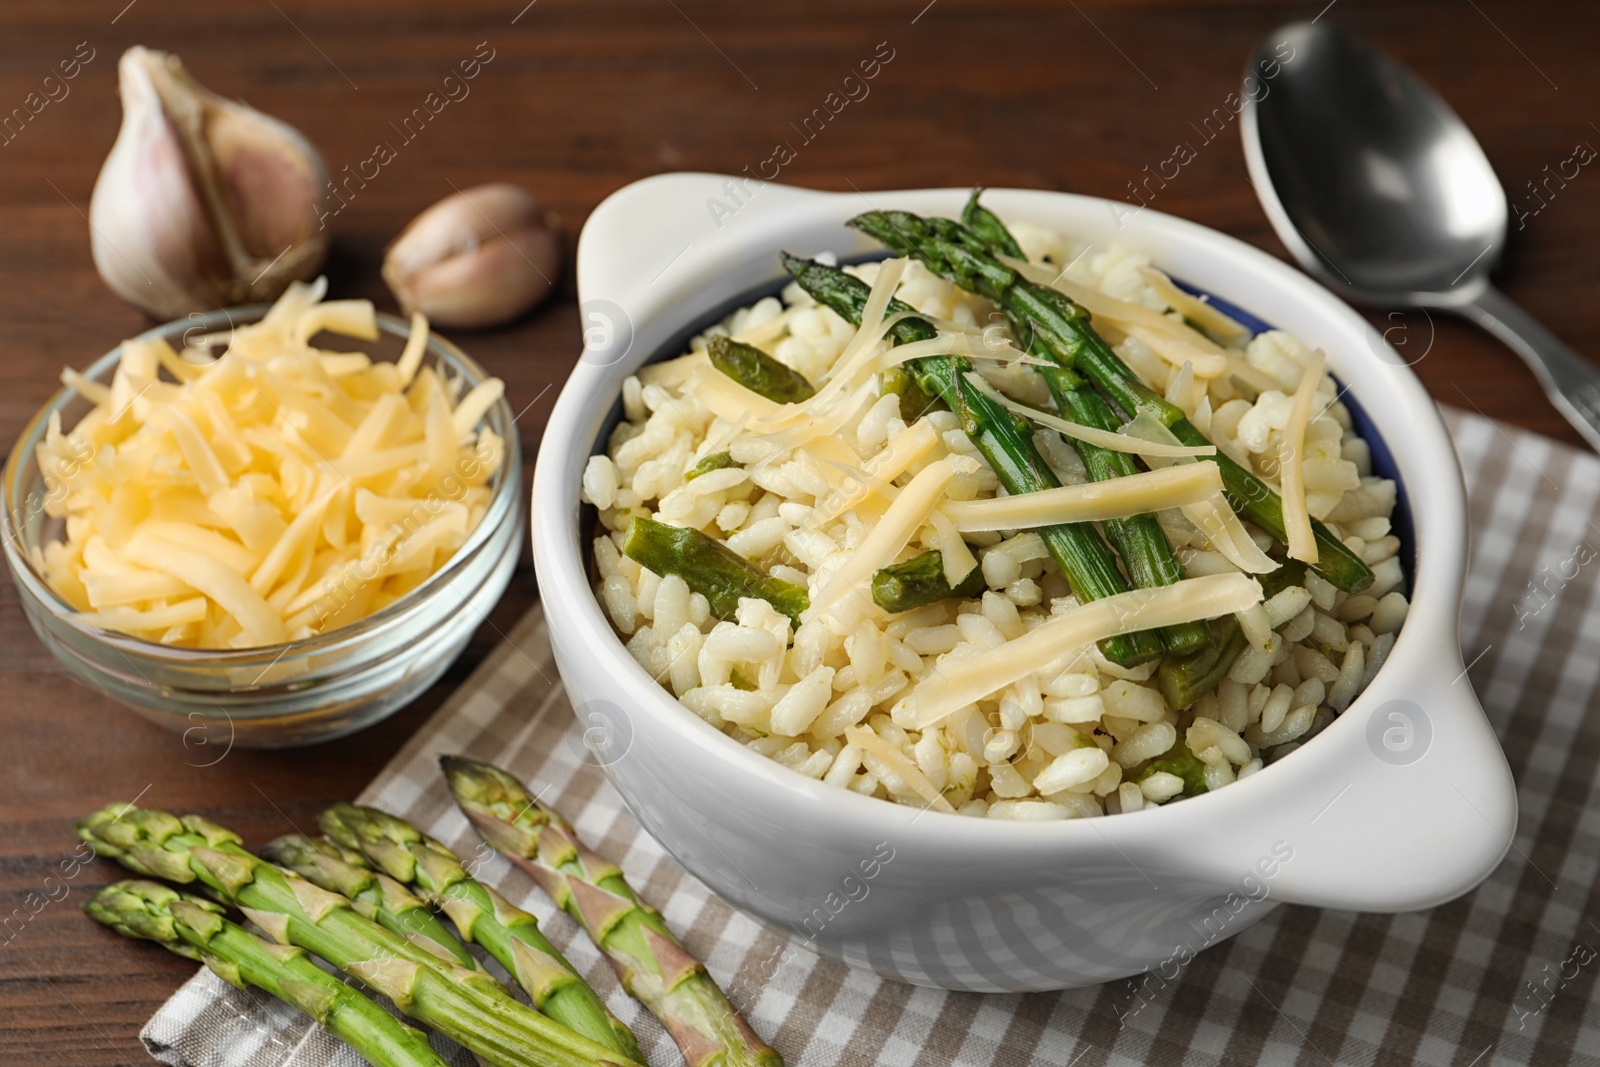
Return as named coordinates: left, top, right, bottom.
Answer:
left=1461, top=286, right=1600, bottom=454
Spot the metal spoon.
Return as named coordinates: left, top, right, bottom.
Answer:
left=1241, top=21, right=1600, bottom=451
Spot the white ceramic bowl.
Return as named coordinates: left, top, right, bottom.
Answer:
left=532, top=174, right=1516, bottom=992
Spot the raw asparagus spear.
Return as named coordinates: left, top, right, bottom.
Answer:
left=847, top=208, right=1376, bottom=593
left=86, top=880, right=451, bottom=1067
left=958, top=193, right=1209, bottom=655
left=872, top=549, right=985, bottom=612
left=707, top=335, right=815, bottom=403
left=319, top=804, right=642, bottom=1063
left=442, top=757, right=784, bottom=1067
left=781, top=253, right=1162, bottom=666
left=260, top=833, right=479, bottom=971
left=77, top=805, right=640, bottom=1067
left=622, top=515, right=809, bottom=627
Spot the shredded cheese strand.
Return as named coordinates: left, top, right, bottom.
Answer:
left=909, top=573, right=1264, bottom=727
left=941, top=463, right=1223, bottom=532
left=1281, top=349, right=1326, bottom=564
left=750, top=261, right=908, bottom=432
left=813, top=420, right=938, bottom=525
left=962, top=372, right=1215, bottom=459
left=810, top=458, right=956, bottom=618
left=1118, top=412, right=1278, bottom=574
left=1139, top=266, right=1251, bottom=344
left=846, top=726, right=956, bottom=813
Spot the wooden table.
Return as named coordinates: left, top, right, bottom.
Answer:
left=1, top=1, right=1595, bottom=1061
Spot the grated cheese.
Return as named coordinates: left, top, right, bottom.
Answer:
left=960, top=372, right=1213, bottom=459
left=1118, top=413, right=1278, bottom=575
left=1139, top=267, right=1251, bottom=344
left=810, top=458, right=957, bottom=618
left=908, top=573, right=1264, bottom=727
left=941, top=463, right=1223, bottom=532
left=34, top=281, right=505, bottom=648
left=1281, top=349, right=1326, bottom=564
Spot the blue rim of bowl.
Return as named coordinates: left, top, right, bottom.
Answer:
left=1, top=306, right=523, bottom=666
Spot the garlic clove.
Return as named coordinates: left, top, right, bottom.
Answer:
left=382, top=183, right=560, bottom=329
left=89, top=46, right=330, bottom=320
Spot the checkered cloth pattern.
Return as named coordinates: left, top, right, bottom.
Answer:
left=142, top=407, right=1600, bottom=1067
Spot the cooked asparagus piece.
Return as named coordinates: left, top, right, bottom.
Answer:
left=957, top=189, right=1027, bottom=259
left=880, top=365, right=944, bottom=421
left=872, top=549, right=984, bottom=612
left=1133, top=740, right=1211, bottom=798
left=958, top=194, right=1209, bottom=655
left=684, top=451, right=737, bottom=481
left=319, top=804, right=642, bottom=1063
left=77, top=805, right=640, bottom=1067
left=86, top=880, right=451, bottom=1067
left=259, top=833, right=479, bottom=971
left=781, top=253, right=1162, bottom=666
left=442, top=756, right=784, bottom=1067
left=622, top=515, right=808, bottom=627
left=846, top=208, right=1376, bottom=594
left=707, top=334, right=815, bottom=403
left=1040, top=368, right=1210, bottom=654
left=1157, top=560, right=1307, bottom=709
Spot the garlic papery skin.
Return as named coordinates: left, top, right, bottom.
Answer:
left=382, top=183, right=560, bottom=329
left=90, top=46, right=330, bottom=319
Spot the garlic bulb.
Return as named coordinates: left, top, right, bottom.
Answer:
left=89, top=46, right=330, bottom=319
left=383, top=183, right=560, bottom=329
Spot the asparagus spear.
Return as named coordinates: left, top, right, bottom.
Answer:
left=958, top=193, right=1210, bottom=655
left=707, top=335, right=815, bottom=403
left=1157, top=559, right=1307, bottom=709
left=846, top=208, right=1376, bottom=594
left=77, top=805, right=640, bottom=1067
left=880, top=366, right=944, bottom=421
left=872, top=548, right=985, bottom=612
left=319, top=804, right=642, bottom=1064
left=781, top=253, right=1162, bottom=666
left=85, top=880, right=451, bottom=1067
left=685, top=452, right=737, bottom=481
left=260, top=833, right=479, bottom=971
left=1132, top=741, right=1211, bottom=798
left=442, top=756, right=783, bottom=1067
left=622, top=515, right=808, bottom=627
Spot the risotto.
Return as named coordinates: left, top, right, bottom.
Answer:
left=581, top=212, right=1406, bottom=820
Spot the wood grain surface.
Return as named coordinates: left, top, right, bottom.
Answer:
left=1, top=1, right=1596, bottom=1062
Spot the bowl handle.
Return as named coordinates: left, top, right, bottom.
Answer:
left=1255, top=635, right=1517, bottom=911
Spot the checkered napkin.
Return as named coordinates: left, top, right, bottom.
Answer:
left=142, top=406, right=1600, bottom=1067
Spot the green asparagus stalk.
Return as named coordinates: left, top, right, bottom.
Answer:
left=77, top=805, right=640, bottom=1067
left=1157, top=560, right=1307, bottom=709
left=1132, top=740, right=1211, bottom=798
left=880, top=366, right=944, bottom=421
left=318, top=804, right=642, bottom=1063
left=846, top=208, right=1376, bottom=594
left=956, top=194, right=1210, bottom=655
left=622, top=515, right=809, bottom=627
left=442, top=757, right=784, bottom=1067
left=708, top=335, right=816, bottom=403
left=781, top=253, right=1162, bottom=666
left=86, top=881, right=451, bottom=1067
left=685, top=452, right=737, bottom=481
left=260, top=833, right=479, bottom=971
left=872, top=548, right=985, bottom=612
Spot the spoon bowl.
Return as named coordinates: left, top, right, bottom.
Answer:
left=1243, top=21, right=1600, bottom=449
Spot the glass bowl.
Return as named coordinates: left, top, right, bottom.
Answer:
left=1, top=307, right=523, bottom=748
